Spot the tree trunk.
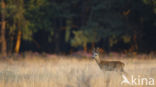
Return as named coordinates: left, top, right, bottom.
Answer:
left=91, top=42, right=95, bottom=49
left=54, top=31, right=60, bottom=53
left=54, top=22, right=60, bottom=54
left=15, top=30, right=22, bottom=53
left=1, top=0, right=7, bottom=56
left=8, top=34, right=14, bottom=55
left=83, top=43, right=87, bottom=52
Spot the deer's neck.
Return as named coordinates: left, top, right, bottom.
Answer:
left=95, top=56, right=101, bottom=64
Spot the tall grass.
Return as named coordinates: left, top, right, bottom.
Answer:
left=0, top=55, right=155, bottom=87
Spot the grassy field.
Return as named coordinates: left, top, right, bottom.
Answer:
left=0, top=54, right=155, bottom=87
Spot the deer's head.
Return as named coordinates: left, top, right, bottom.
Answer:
left=92, top=48, right=100, bottom=62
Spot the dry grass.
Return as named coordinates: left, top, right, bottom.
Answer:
left=0, top=55, right=155, bottom=87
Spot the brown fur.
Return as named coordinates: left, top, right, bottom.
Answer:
left=98, top=61, right=125, bottom=72
left=92, top=49, right=125, bottom=72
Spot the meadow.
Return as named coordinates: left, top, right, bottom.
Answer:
left=0, top=54, right=155, bottom=87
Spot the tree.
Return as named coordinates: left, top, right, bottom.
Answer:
left=6, top=0, right=31, bottom=53
left=70, top=0, right=131, bottom=51
left=1, top=0, right=7, bottom=56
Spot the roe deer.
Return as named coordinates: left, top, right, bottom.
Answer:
left=92, top=48, right=125, bottom=72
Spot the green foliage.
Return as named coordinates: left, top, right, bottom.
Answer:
left=70, top=0, right=129, bottom=48
left=143, top=0, right=156, bottom=14
left=71, top=30, right=87, bottom=47
left=71, top=29, right=98, bottom=47
left=109, top=35, right=118, bottom=47
left=6, top=0, right=32, bottom=40
left=143, top=0, right=152, bottom=5
left=25, top=0, right=51, bottom=30
left=122, top=35, right=131, bottom=43
left=1, top=0, right=154, bottom=52
left=65, top=20, right=72, bottom=42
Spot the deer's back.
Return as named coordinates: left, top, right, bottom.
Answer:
left=98, top=61, right=125, bottom=72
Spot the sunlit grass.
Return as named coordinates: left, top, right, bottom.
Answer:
left=0, top=55, right=155, bottom=87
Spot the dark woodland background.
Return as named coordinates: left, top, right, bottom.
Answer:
left=0, top=0, right=156, bottom=56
